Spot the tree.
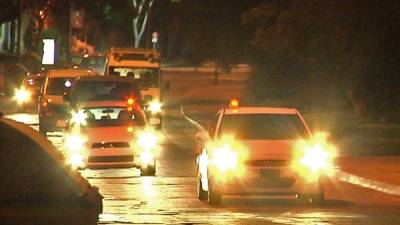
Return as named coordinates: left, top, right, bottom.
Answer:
left=242, top=0, right=400, bottom=121
left=132, top=0, right=155, bottom=47
left=0, top=0, right=18, bottom=24
left=24, top=0, right=54, bottom=51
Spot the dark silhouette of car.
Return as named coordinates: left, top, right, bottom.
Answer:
left=0, top=114, right=102, bottom=225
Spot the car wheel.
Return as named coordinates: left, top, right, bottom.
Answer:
left=310, top=188, right=325, bottom=205
left=140, top=160, right=156, bottom=176
left=299, top=188, right=325, bottom=205
left=208, top=178, right=221, bottom=205
left=197, top=173, right=208, bottom=200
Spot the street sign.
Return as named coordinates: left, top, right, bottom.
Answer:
left=42, top=39, right=55, bottom=65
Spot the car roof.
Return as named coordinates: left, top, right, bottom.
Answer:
left=0, top=117, right=91, bottom=194
left=24, top=72, right=46, bottom=80
left=76, top=75, right=137, bottom=83
left=47, top=68, right=98, bottom=78
left=221, top=107, right=300, bottom=115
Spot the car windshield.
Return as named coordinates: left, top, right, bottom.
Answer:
left=47, top=78, right=75, bottom=95
left=108, top=67, right=159, bottom=88
left=71, top=81, right=141, bottom=104
left=78, top=106, right=145, bottom=127
left=218, top=114, right=309, bottom=140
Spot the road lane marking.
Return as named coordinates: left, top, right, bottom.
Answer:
left=333, top=170, right=400, bottom=196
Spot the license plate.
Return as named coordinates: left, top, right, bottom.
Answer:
left=260, top=169, right=280, bottom=178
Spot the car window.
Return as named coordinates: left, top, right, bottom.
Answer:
left=218, top=114, right=309, bottom=140
left=71, top=80, right=141, bottom=104
left=46, top=77, right=75, bottom=95
left=109, top=67, right=160, bottom=88
left=0, top=122, right=80, bottom=202
left=78, top=106, right=145, bottom=127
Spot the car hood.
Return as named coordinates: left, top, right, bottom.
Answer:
left=82, top=126, right=134, bottom=143
left=241, top=140, right=300, bottom=160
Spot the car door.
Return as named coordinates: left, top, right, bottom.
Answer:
left=0, top=121, right=99, bottom=225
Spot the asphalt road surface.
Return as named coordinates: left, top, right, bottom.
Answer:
left=3, top=69, right=400, bottom=225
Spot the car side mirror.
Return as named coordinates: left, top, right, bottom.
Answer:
left=79, top=186, right=103, bottom=213
left=196, top=131, right=210, bottom=144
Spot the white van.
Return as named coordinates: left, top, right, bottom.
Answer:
left=38, top=67, right=98, bottom=134
left=104, top=47, right=166, bottom=129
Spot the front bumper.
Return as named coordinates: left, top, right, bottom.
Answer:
left=209, top=166, right=322, bottom=197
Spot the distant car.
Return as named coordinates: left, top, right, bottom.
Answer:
left=0, top=114, right=102, bottom=225
left=64, top=100, right=161, bottom=176
left=67, top=76, right=142, bottom=109
left=13, top=71, right=46, bottom=111
left=196, top=100, right=335, bottom=205
left=38, top=67, right=98, bottom=134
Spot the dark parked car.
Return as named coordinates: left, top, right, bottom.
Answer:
left=0, top=114, right=102, bottom=225
left=14, top=71, right=46, bottom=112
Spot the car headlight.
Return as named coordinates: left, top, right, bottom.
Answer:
left=206, top=135, right=248, bottom=178
left=292, top=132, right=336, bottom=182
left=65, top=134, right=86, bottom=151
left=14, top=88, right=31, bottom=104
left=210, top=145, right=238, bottom=172
left=140, top=150, right=154, bottom=165
left=137, top=131, right=158, bottom=150
left=148, top=100, right=162, bottom=114
left=68, top=153, right=84, bottom=168
left=70, top=110, right=87, bottom=126
left=300, top=144, right=331, bottom=172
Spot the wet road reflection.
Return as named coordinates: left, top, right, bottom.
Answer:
left=6, top=111, right=400, bottom=224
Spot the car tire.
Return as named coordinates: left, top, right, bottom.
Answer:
left=197, top=174, right=208, bottom=200
left=207, top=178, right=221, bottom=205
left=299, top=186, right=325, bottom=206
left=140, top=160, right=156, bottom=176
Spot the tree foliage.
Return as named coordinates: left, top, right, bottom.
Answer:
left=0, top=0, right=18, bottom=23
left=242, top=0, right=400, bottom=122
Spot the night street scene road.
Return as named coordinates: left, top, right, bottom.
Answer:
left=1, top=1, right=400, bottom=225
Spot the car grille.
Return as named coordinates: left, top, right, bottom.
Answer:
left=92, top=142, right=130, bottom=149
left=245, top=159, right=289, bottom=167
left=88, top=155, right=134, bottom=163
left=247, top=169, right=296, bottom=188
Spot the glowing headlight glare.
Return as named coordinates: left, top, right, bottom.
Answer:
left=300, top=144, right=330, bottom=172
left=292, top=133, right=337, bottom=182
left=137, top=131, right=158, bottom=150
left=14, top=88, right=31, bottom=103
left=65, top=134, right=85, bottom=151
left=71, top=110, right=87, bottom=126
left=69, top=153, right=84, bottom=168
left=148, top=101, right=162, bottom=113
left=140, top=150, right=154, bottom=165
left=211, top=145, right=238, bottom=172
